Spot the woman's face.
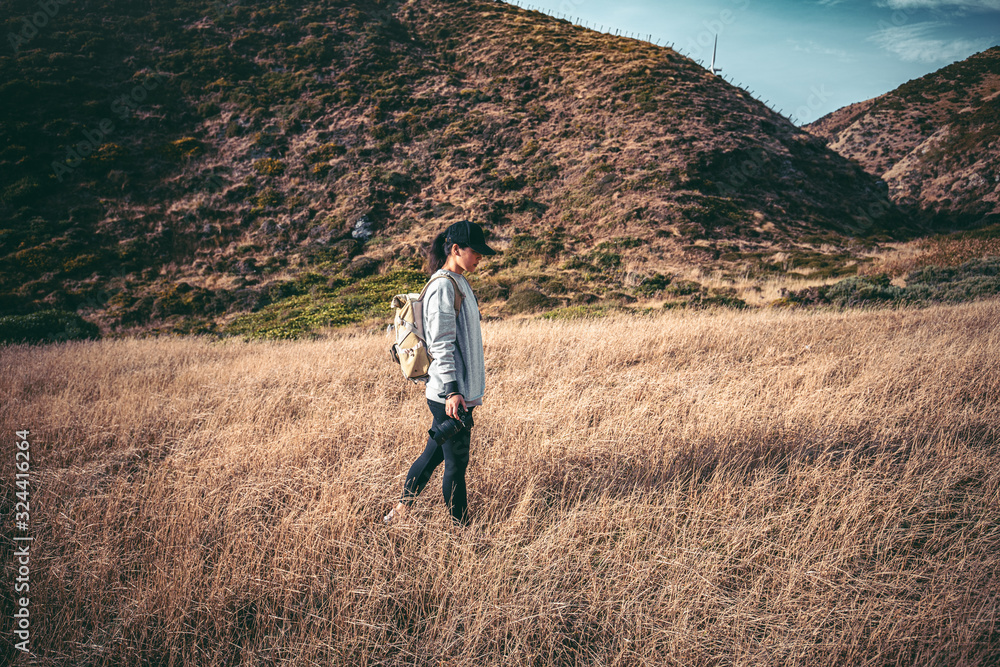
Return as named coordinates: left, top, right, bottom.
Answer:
left=451, top=245, right=483, bottom=274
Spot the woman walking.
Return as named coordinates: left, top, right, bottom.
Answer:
left=384, top=220, right=498, bottom=527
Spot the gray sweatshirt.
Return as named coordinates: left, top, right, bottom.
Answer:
left=423, top=269, right=485, bottom=406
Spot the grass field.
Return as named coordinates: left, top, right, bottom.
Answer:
left=2, top=300, right=999, bottom=665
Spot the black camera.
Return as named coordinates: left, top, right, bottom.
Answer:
left=428, top=406, right=472, bottom=445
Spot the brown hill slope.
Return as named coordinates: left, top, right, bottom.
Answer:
left=0, top=0, right=909, bottom=337
left=806, top=46, right=1000, bottom=228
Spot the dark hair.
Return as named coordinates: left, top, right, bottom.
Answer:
left=424, top=231, right=468, bottom=275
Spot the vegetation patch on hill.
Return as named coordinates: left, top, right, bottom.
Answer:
left=222, top=269, right=427, bottom=340
left=862, top=224, right=1000, bottom=277
left=0, top=309, right=100, bottom=345
left=779, top=256, right=1000, bottom=309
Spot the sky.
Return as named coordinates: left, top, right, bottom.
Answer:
left=509, top=0, right=1000, bottom=125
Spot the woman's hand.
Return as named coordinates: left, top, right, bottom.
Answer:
left=446, top=394, right=467, bottom=419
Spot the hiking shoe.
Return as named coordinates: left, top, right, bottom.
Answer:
left=383, top=506, right=406, bottom=525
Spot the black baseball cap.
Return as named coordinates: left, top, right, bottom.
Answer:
left=445, top=220, right=498, bottom=256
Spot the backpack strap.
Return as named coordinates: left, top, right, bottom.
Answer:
left=419, top=273, right=464, bottom=313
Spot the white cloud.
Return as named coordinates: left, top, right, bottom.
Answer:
left=787, top=38, right=856, bottom=61
left=868, top=21, right=995, bottom=61
left=877, top=0, right=1000, bottom=10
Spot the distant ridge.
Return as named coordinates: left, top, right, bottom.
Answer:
left=806, top=46, right=1000, bottom=229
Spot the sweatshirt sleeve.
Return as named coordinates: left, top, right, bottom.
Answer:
left=424, top=278, right=459, bottom=393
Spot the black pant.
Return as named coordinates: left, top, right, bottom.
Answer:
left=400, top=399, right=476, bottom=525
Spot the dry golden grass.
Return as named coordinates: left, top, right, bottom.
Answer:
left=2, top=300, right=999, bottom=665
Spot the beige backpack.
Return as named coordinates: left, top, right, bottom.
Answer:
left=388, top=273, right=463, bottom=383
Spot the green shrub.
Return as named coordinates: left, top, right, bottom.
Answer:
left=541, top=304, right=622, bottom=320
left=824, top=276, right=905, bottom=306
left=904, top=257, right=1000, bottom=304
left=197, top=101, right=221, bottom=117
left=0, top=310, right=100, bottom=345
left=561, top=256, right=598, bottom=272
left=508, top=231, right=564, bottom=260
left=906, top=257, right=999, bottom=285
left=62, top=253, right=105, bottom=275
left=689, top=289, right=748, bottom=310
left=473, top=280, right=510, bottom=302
left=785, top=275, right=903, bottom=308
left=91, top=143, right=127, bottom=165
left=503, top=289, right=559, bottom=315
left=151, top=282, right=214, bottom=318
left=253, top=187, right=283, bottom=208
left=162, top=137, right=204, bottom=160
left=1, top=177, right=42, bottom=206
left=635, top=272, right=672, bottom=296
left=665, top=280, right=703, bottom=297
left=10, top=245, right=58, bottom=274
left=782, top=260, right=1000, bottom=309
left=590, top=251, right=621, bottom=270
left=597, top=236, right=642, bottom=251
left=222, top=269, right=426, bottom=340
left=253, top=158, right=286, bottom=176
left=495, top=173, right=527, bottom=191
left=530, top=161, right=559, bottom=183
left=311, top=163, right=332, bottom=178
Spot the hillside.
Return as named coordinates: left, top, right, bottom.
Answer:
left=0, top=0, right=912, bottom=339
left=806, top=46, right=1000, bottom=229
